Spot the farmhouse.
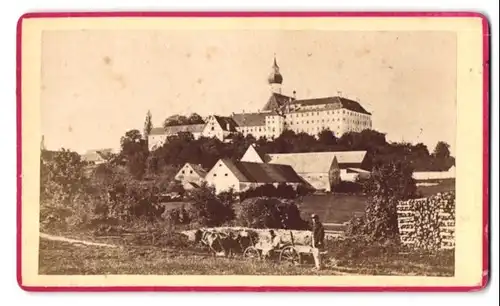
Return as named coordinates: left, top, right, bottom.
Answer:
left=202, top=115, right=239, bottom=142
left=327, top=151, right=369, bottom=182
left=205, top=158, right=305, bottom=194
left=265, top=152, right=341, bottom=192
left=174, top=163, right=208, bottom=190
left=240, top=145, right=368, bottom=188
left=81, top=148, right=116, bottom=165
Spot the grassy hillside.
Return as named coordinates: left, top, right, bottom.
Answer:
left=297, top=194, right=367, bottom=224
left=39, top=237, right=454, bottom=276
left=416, top=178, right=456, bottom=197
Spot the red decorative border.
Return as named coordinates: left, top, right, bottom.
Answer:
left=16, top=11, right=490, bottom=292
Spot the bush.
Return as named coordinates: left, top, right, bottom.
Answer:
left=162, top=206, right=191, bottom=226
left=332, top=181, right=363, bottom=194
left=238, top=197, right=309, bottom=230
left=296, top=183, right=314, bottom=197
left=186, top=183, right=235, bottom=227
left=326, top=236, right=401, bottom=265
left=239, top=183, right=303, bottom=201
left=346, top=160, right=417, bottom=242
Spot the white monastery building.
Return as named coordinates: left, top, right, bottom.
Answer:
left=148, top=56, right=373, bottom=150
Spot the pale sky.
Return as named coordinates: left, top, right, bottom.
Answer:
left=41, top=30, right=456, bottom=155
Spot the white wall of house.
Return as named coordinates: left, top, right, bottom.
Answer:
left=240, top=146, right=264, bottom=163
left=148, top=134, right=168, bottom=151
left=297, top=172, right=331, bottom=191
left=265, top=114, right=285, bottom=139
left=174, top=164, right=205, bottom=186
left=236, top=125, right=267, bottom=139
left=413, top=169, right=456, bottom=180
left=192, top=132, right=203, bottom=140
left=340, top=169, right=358, bottom=182
left=202, top=116, right=226, bottom=141
left=282, top=108, right=372, bottom=138
left=205, top=160, right=241, bottom=194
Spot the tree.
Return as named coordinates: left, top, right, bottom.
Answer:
left=187, top=113, right=205, bottom=125
left=317, top=129, right=337, bottom=147
left=163, top=115, right=188, bottom=127
left=40, top=148, right=88, bottom=205
left=238, top=197, right=308, bottom=229
left=352, top=160, right=417, bottom=241
left=186, top=182, right=234, bottom=226
left=39, top=148, right=94, bottom=230
left=120, top=129, right=149, bottom=179
left=433, top=141, right=451, bottom=159
left=163, top=113, right=204, bottom=128
left=143, top=110, right=153, bottom=140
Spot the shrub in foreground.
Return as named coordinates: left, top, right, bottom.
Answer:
left=238, top=197, right=309, bottom=230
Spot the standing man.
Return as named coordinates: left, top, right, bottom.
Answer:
left=311, top=214, right=325, bottom=270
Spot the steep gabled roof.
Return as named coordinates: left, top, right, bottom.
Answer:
left=213, top=116, right=238, bottom=132
left=187, top=163, right=208, bottom=178
left=331, top=151, right=367, bottom=164
left=149, top=127, right=166, bottom=135
left=221, top=159, right=304, bottom=183
left=164, top=124, right=206, bottom=135
left=240, top=144, right=267, bottom=163
left=81, top=148, right=114, bottom=163
left=265, top=151, right=367, bottom=172
left=262, top=93, right=295, bottom=111
left=265, top=152, right=338, bottom=173
left=290, top=96, right=371, bottom=115
left=231, top=112, right=266, bottom=127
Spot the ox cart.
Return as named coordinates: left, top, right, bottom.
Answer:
left=242, top=231, right=325, bottom=265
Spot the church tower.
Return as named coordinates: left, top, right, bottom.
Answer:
left=40, top=135, right=46, bottom=151
left=267, top=55, right=283, bottom=94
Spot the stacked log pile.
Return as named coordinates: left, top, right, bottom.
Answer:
left=397, top=191, right=455, bottom=250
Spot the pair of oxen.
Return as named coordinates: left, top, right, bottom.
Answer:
left=193, top=228, right=261, bottom=258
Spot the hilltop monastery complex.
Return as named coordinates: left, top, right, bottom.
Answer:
left=148, top=56, right=373, bottom=151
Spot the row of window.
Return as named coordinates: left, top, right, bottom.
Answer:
left=239, top=127, right=277, bottom=133
left=283, top=109, right=370, bottom=120
left=213, top=173, right=229, bottom=177
left=291, top=126, right=341, bottom=133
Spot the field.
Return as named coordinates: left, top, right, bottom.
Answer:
left=38, top=179, right=456, bottom=276
left=39, top=236, right=454, bottom=276
left=297, top=179, right=456, bottom=225
left=416, top=178, right=456, bottom=197
left=297, top=194, right=367, bottom=224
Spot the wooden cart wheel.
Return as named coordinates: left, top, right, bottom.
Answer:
left=279, top=246, right=301, bottom=265
left=243, top=246, right=261, bottom=260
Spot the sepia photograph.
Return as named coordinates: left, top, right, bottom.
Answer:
left=17, top=13, right=488, bottom=290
